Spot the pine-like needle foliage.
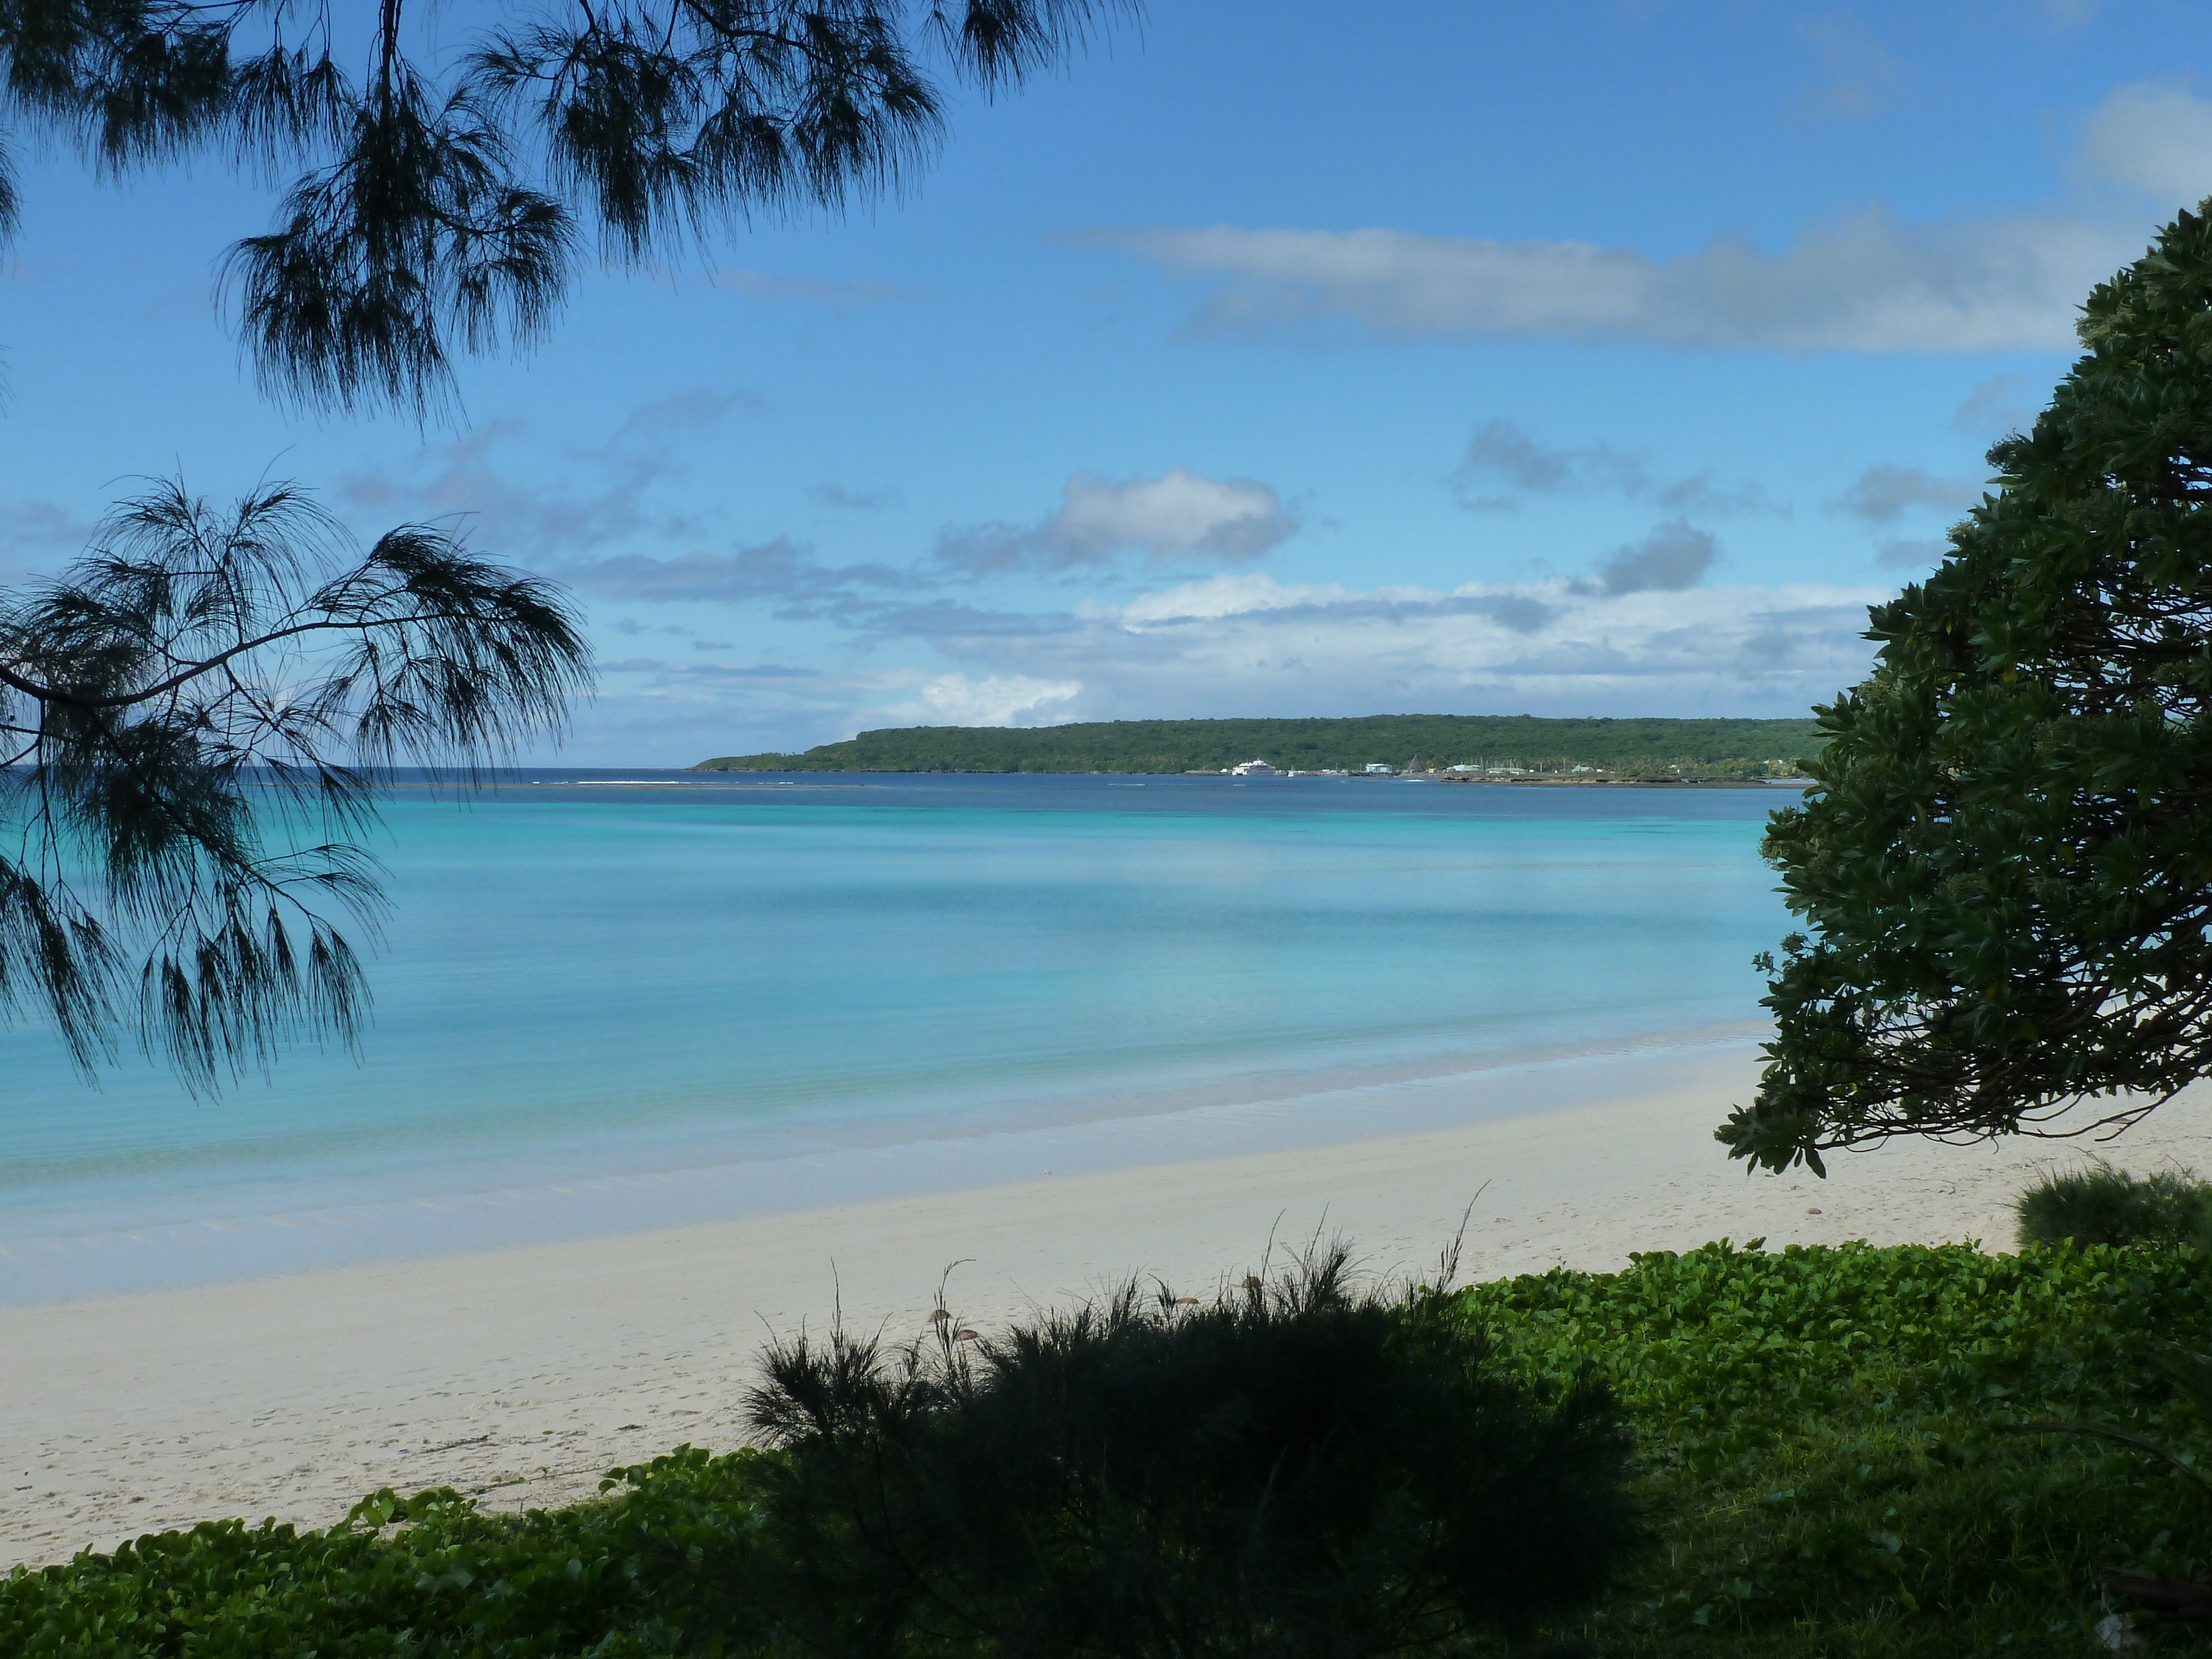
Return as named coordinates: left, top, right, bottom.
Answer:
left=735, top=1245, right=1643, bottom=1657
left=0, top=477, right=591, bottom=1088
left=0, top=0, right=1136, bottom=419
left=1721, top=201, right=2212, bottom=1175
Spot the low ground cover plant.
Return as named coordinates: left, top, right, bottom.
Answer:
left=1454, top=1237, right=2212, bottom=1655
left=9, top=1235, right=2212, bottom=1656
left=0, top=1444, right=769, bottom=1658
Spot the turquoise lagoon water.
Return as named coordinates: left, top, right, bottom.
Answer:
left=0, top=772, right=1797, bottom=1302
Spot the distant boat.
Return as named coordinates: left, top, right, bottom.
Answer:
left=1230, top=759, right=1277, bottom=776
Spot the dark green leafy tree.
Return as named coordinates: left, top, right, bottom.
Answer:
left=1720, top=204, right=2212, bottom=1175
left=0, top=477, right=589, bottom=1086
left=735, top=1244, right=1642, bottom=1656
left=0, top=0, right=1135, bottom=419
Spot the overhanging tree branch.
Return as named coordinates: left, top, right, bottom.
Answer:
left=0, top=0, right=1139, bottom=418
left=0, top=475, right=593, bottom=1088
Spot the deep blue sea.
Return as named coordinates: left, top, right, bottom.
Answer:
left=0, top=771, right=1798, bottom=1302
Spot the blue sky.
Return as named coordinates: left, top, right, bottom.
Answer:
left=6, top=1, right=2211, bottom=763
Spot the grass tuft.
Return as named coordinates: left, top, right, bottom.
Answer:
left=2015, top=1162, right=2212, bottom=1250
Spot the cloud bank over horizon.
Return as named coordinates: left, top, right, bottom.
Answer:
left=577, top=564, right=1891, bottom=758
left=184, top=383, right=1911, bottom=760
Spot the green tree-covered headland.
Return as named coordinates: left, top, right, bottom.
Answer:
left=697, top=715, right=1822, bottom=779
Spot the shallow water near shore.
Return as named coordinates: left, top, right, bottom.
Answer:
left=0, top=771, right=1796, bottom=1302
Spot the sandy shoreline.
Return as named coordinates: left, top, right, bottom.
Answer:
left=7, top=1052, right=2210, bottom=1570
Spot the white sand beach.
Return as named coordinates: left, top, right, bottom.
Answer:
left=7, top=1048, right=2209, bottom=1571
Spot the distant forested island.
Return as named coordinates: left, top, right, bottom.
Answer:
left=695, top=715, right=1823, bottom=779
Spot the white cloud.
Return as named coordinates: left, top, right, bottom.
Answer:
left=1833, top=463, right=1985, bottom=524
left=1453, top=421, right=1780, bottom=515
left=1082, top=208, right=2119, bottom=352
left=577, top=571, right=1897, bottom=758
left=1952, top=373, right=2036, bottom=439
left=1078, top=91, right=2212, bottom=357
left=1798, top=13, right=1905, bottom=120
left=617, top=387, right=764, bottom=438
left=937, top=467, right=1297, bottom=573
left=1578, top=520, right=1718, bottom=595
left=1453, top=420, right=1588, bottom=501
left=808, top=482, right=902, bottom=510
left=902, top=673, right=1084, bottom=726
left=1115, top=571, right=1348, bottom=623
left=338, top=389, right=757, bottom=555
left=557, top=536, right=931, bottom=617
left=0, top=498, right=98, bottom=577
left=2080, top=82, right=2212, bottom=206
left=933, top=572, right=1891, bottom=722
left=1055, top=469, right=1287, bottom=558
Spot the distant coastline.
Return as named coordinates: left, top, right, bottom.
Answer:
left=697, top=713, right=1820, bottom=781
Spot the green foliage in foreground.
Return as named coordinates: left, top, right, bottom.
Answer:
left=697, top=714, right=1822, bottom=778
left=2015, top=1163, right=2212, bottom=1253
left=1458, top=1238, right=2212, bottom=1656
left=11, top=1239, right=2212, bottom=1656
left=0, top=1447, right=766, bottom=1658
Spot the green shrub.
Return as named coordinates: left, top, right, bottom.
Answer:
left=2015, top=1162, right=2212, bottom=1250
left=732, top=1245, right=1645, bottom=1657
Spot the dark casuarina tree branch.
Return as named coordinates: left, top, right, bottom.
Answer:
left=0, top=477, right=592, bottom=1088
left=0, top=4, right=1117, bottom=1082
left=1721, top=200, right=2212, bottom=1175
left=0, top=0, right=1138, bottom=419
